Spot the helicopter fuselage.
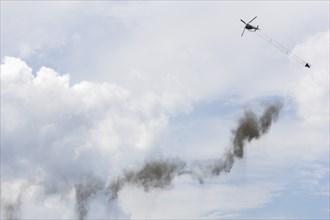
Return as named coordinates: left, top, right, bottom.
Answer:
left=245, top=24, right=258, bottom=30
left=240, top=16, right=259, bottom=37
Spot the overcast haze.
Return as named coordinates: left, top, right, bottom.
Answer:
left=1, top=1, right=329, bottom=219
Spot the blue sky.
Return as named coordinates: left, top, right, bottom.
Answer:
left=1, top=1, right=329, bottom=219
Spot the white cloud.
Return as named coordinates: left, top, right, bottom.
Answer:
left=1, top=56, right=191, bottom=219
left=291, top=31, right=329, bottom=128
left=0, top=57, right=33, bottom=84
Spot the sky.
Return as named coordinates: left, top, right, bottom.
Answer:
left=1, top=1, right=329, bottom=219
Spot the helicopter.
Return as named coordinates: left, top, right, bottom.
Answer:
left=240, top=16, right=311, bottom=68
left=240, top=16, right=259, bottom=37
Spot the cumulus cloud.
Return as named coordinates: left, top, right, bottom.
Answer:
left=1, top=56, right=282, bottom=219
left=291, top=30, right=329, bottom=128
left=1, top=57, right=191, bottom=219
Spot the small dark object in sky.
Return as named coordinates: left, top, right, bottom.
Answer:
left=241, top=16, right=311, bottom=68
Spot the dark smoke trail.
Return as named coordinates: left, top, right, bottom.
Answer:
left=75, top=175, right=104, bottom=220
left=107, top=177, right=125, bottom=201
left=232, top=102, right=282, bottom=159
left=211, top=149, right=235, bottom=176
left=232, top=110, right=260, bottom=158
left=85, top=102, right=280, bottom=218
left=107, top=101, right=282, bottom=200
left=211, top=102, right=282, bottom=176
left=259, top=103, right=281, bottom=134
left=124, top=158, right=186, bottom=192
left=107, top=158, right=187, bottom=200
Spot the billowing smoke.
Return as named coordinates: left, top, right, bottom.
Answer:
left=211, top=102, right=282, bottom=176
left=107, top=158, right=187, bottom=200
left=106, top=102, right=282, bottom=203
left=124, top=158, right=186, bottom=191
left=232, top=102, right=282, bottom=159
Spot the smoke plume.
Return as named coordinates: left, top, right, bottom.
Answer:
left=106, top=102, right=282, bottom=202
left=211, top=102, right=282, bottom=176
left=232, top=102, right=282, bottom=159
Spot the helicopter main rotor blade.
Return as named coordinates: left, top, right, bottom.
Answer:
left=248, top=16, right=257, bottom=24
left=240, top=19, right=247, bottom=24
left=241, top=28, right=246, bottom=37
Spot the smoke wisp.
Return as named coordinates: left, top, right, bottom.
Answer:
left=3, top=201, right=21, bottom=220
left=1, top=183, right=29, bottom=220
left=75, top=175, right=105, bottom=220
